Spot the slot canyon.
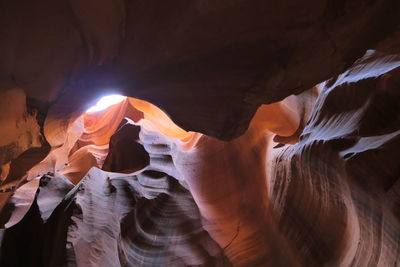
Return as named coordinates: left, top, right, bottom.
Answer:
left=0, top=1, right=400, bottom=266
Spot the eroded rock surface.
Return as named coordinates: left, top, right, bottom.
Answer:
left=1, top=1, right=400, bottom=267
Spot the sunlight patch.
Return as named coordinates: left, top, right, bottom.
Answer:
left=86, top=94, right=126, bottom=113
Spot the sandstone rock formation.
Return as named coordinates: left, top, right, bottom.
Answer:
left=1, top=1, right=400, bottom=266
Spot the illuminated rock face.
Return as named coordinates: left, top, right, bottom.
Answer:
left=0, top=91, right=314, bottom=266
left=1, top=1, right=400, bottom=266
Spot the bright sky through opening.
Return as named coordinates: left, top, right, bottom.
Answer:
left=86, top=94, right=127, bottom=113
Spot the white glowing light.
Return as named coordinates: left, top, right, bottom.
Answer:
left=86, top=94, right=126, bottom=113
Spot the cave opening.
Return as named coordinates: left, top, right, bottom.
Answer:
left=86, top=94, right=127, bottom=113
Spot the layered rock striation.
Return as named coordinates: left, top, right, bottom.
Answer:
left=1, top=1, right=400, bottom=266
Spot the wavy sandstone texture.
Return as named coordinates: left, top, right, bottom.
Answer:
left=1, top=1, right=400, bottom=266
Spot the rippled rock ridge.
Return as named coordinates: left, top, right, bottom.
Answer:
left=1, top=1, right=400, bottom=266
